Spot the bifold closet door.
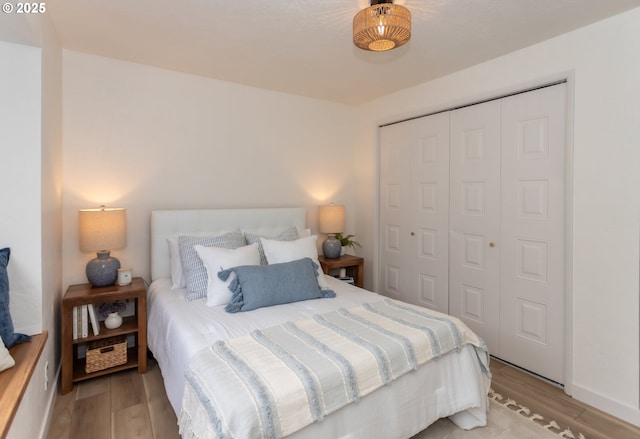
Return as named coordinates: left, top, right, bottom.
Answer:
left=449, top=100, right=502, bottom=354
left=379, top=112, right=450, bottom=312
left=379, top=83, right=566, bottom=383
left=499, top=84, right=566, bottom=384
left=450, top=84, right=566, bottom=383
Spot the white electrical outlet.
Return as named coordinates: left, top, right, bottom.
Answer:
left=44, top=360, right=49, bottom=391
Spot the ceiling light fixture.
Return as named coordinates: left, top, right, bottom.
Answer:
left=353, top=0, right=411, bottom=52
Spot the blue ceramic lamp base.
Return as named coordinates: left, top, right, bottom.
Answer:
left=86, top=250, right=121, bottom=287
left=322, top=235, right=342, bottom=259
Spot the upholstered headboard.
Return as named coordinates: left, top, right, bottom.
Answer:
left=150, top=208, right=307, bottom=281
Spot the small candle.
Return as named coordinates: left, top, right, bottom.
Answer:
left=117, top=268, right=132, bottom=286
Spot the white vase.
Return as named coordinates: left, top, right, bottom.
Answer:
left=341, top=246, right=347, bottom=256
left=104, top=312, right=123, bottom=329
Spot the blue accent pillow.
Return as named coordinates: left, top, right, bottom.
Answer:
left=220, top=257, right=336, bottom=313
left=0, top=248, right=30, bottom=348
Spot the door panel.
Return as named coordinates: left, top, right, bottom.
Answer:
left=379, top=123, right=409, bottom=301
left=449, top=100, right=501, bottom=354
left=379, top=112, right=450, bottom=312
left=499, top=84, right=566, bottom=383
left=409, top=113, right=450, bottom=312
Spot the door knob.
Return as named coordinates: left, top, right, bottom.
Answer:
left=489, top=242, right=495, bottom=248
left=410, top=232, right=415, bottom=236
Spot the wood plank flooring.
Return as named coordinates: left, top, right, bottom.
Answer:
left=490, top=358, right=640, bottom=439
left=47, top=357, right=640, bottom=439
left=47, top=359, right=178, bottom=439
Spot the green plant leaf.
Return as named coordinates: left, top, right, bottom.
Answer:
left=335, top=233, right=361, bottom=249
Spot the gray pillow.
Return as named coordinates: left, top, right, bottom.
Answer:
left=244, top=226, right=299, bottom=265
left=0, top=248, right=30, bottom=348
left=179, top=231, right=246, bottom=301
left=221, top=257, right=336, bottom=313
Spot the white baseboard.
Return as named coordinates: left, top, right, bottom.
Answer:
left=571, top=383, right=640, bottom=428
left=38, top=363, right=61, bottom=439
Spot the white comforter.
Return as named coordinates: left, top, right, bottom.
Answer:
left=147, top=276, right=490, bottom=439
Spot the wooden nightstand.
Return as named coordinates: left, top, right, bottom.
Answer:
left=318, top=254, right=364, bottom=288
left=61, top=277, right=147, bottom=394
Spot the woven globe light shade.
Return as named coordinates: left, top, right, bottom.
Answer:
left=353, top=0, right=411, bottom=52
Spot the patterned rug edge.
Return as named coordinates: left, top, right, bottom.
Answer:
left=488, top=388, right=586, bottom=439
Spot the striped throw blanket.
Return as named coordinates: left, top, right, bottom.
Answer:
left=179, top=299, right=489, bottom=439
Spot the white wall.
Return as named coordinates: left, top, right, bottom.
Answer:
left=0, top=41, right=42, bottom=335
left=37, top=13, right=64, bottom=439
left=355, top=8, right=640, bottom=426
left=0, top=12, right=63, bottom=439
left=62, top=52, right=358, bottom=288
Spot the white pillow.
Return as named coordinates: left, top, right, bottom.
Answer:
left=180, top=231, right=247, bottom=301
left=260, top=235, right=329, bottom=289
left=195, top=243, right=261, bottom=306
left=0, top=335, right=15, bottom=372
left=168, top=237, right=185, bottom=289
left=244, top=225, right=300, bottom=265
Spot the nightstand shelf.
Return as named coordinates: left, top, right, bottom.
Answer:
left=69, top=316, right=138, bottom=345
left=61, top=277, right=147, bottom=394
left=318, top=254, right=364, bottom=288
left=71, top=347, right=139, bottom=382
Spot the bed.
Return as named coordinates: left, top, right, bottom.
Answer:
left=147, top=207, right=490, bottom=439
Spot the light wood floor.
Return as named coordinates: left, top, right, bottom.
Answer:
left=47, top=357, right=640, bottom=439
left=47, top=359, right=179, bottom=439
left=490, top=358, right=640, bottom=439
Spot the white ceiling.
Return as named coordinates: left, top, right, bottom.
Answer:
left=38, top=1, right=640, bottom=104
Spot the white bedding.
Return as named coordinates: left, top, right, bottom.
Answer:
left=147, top=275, right=490, bottom=439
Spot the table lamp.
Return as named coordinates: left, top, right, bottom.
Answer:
left=79, top=206, right=126, bottom=287
left=318, top=204, right=345, bottom=259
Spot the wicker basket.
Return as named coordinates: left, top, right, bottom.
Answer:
left=86, top=336, right=127, bottom=373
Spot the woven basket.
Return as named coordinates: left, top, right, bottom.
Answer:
left=86, top=336, right=127, bottom=373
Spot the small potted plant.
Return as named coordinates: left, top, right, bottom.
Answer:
left=335, top=233, right=361, bottom=256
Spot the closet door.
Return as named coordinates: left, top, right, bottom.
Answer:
left=379, top=113, right=450, bottom=312
left=449, top=84, right=566, bottom=383
left=449, top=100, right=502, bottom=354
left=379, top=122, right=411, bottom=302
left=499, top=84, right=566, bottom=383
left=379, top=84, right=567, bottom=384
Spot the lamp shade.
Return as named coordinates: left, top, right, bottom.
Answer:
left=353, top=0, right=411, bottom=52
left=79, top=207, right=126, bottom=252
left=318, top=204, right=345, bottom=234
left=79, top=206, right=126, bottom=287
left=318, top=204, right=345, bottom=259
